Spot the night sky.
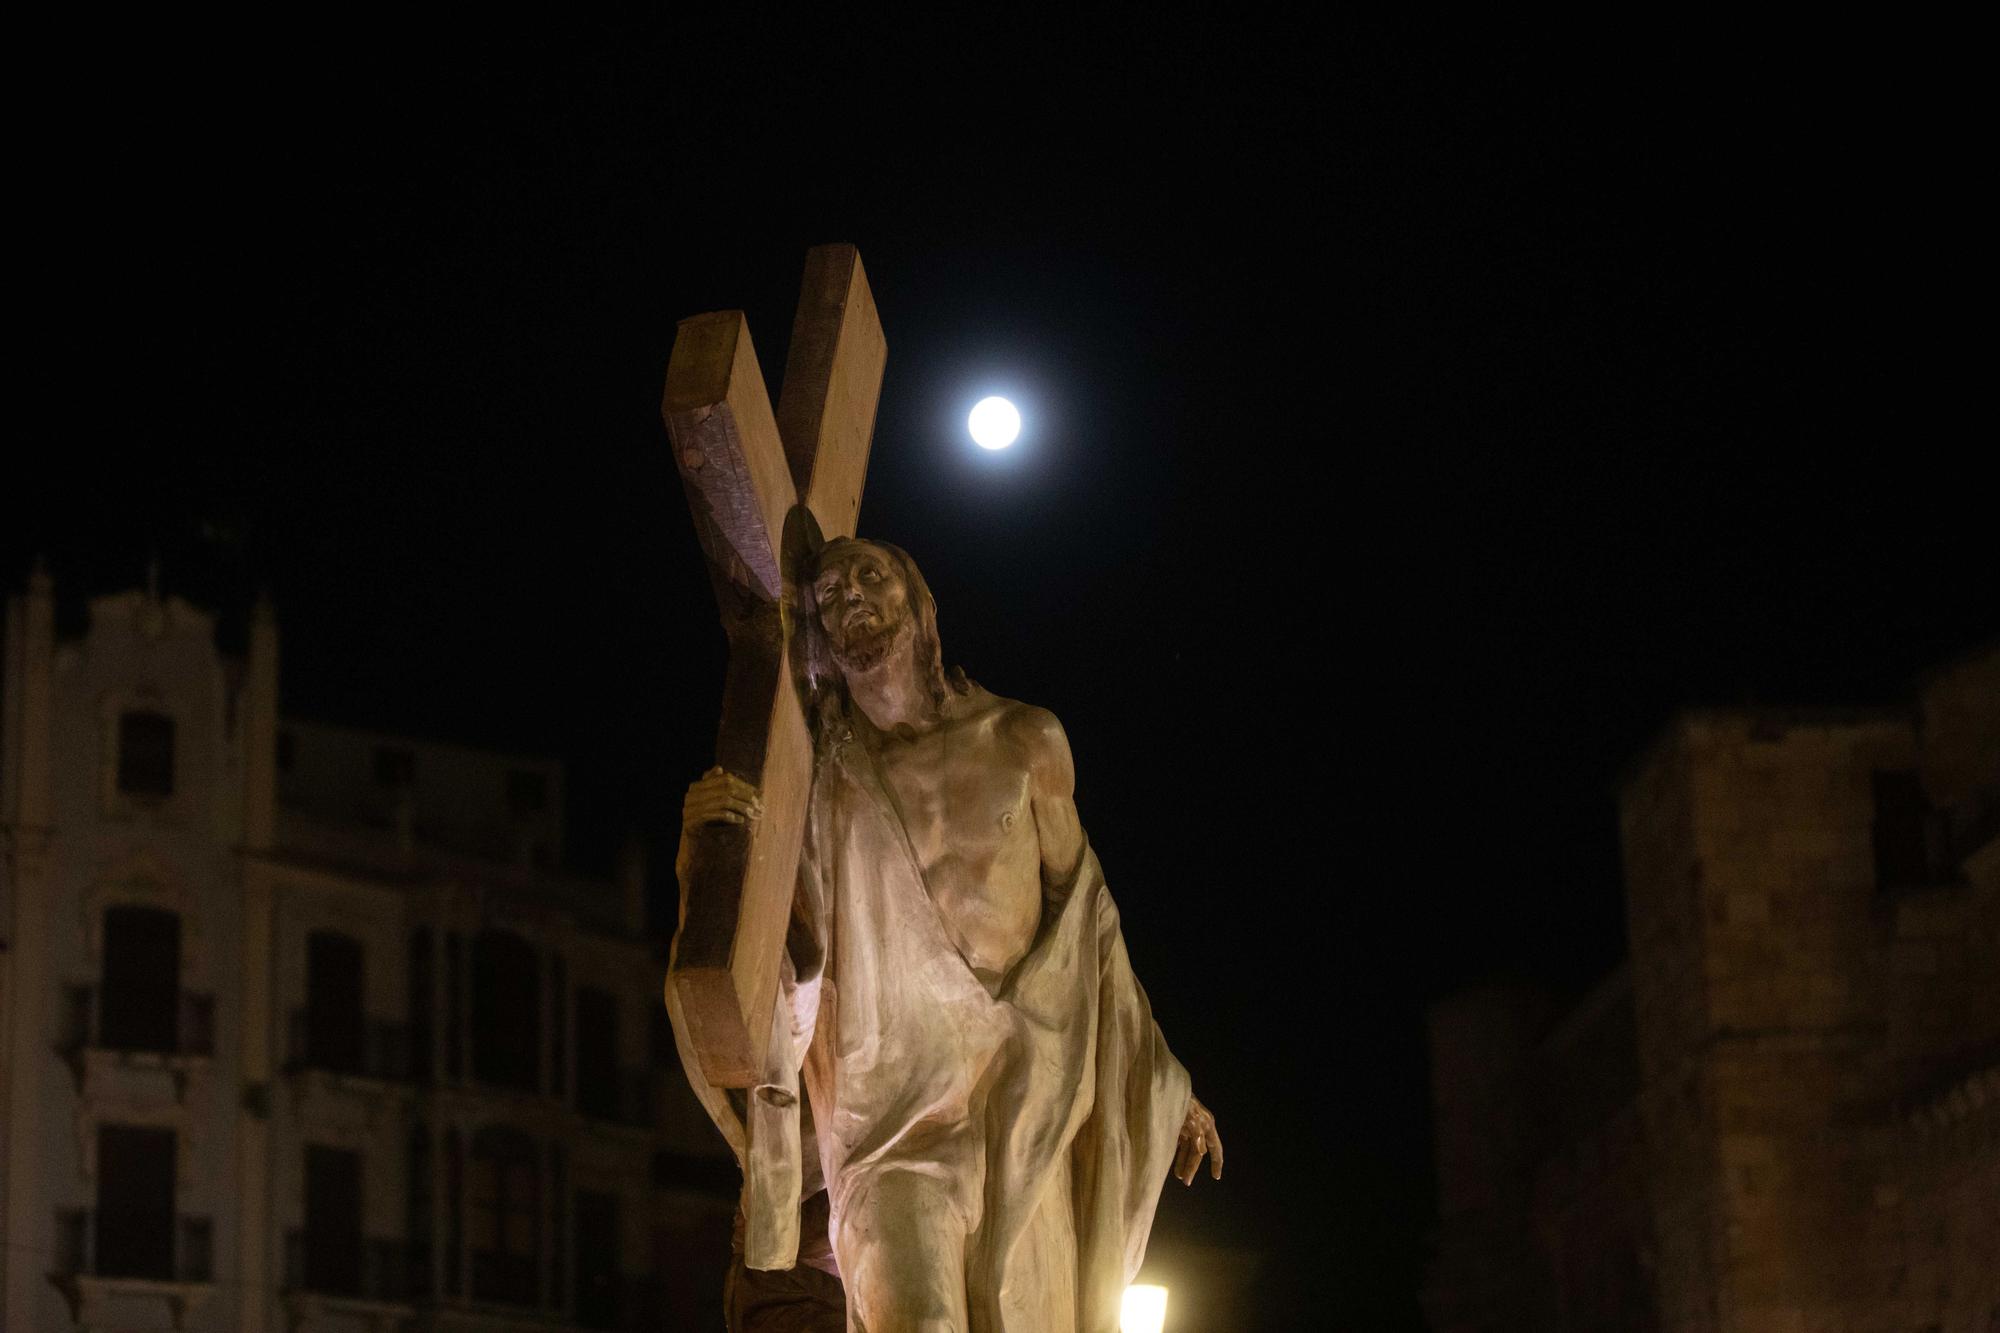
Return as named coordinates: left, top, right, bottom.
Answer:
left=14, top=17, right=1994, bottom=1327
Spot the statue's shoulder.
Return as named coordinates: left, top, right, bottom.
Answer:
left=971, top=690, right=1071, bottom=768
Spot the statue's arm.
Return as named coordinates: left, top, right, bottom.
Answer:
left=1000, top=711, right=1227, bottom=1186
left=1008, top=704, right=1085, bottom=884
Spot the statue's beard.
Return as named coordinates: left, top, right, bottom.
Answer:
left=831, top=615, right=911, bottom=677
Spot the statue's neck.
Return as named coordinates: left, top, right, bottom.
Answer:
left=844, top=651, right=935, bottom=736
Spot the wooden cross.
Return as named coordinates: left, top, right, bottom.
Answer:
left=662, top=244, right=886, bottom=1088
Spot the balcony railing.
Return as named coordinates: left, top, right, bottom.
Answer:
left=282, top=1230, right=421, bottom=1302
left=58, top=987, right=214, bottom=1058
left=285, top=1008, right=411, bottom=1081
left=53, top=1210, right=212, bottom=1283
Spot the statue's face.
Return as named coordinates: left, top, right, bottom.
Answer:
left=812, top=542, right=912, bottom=674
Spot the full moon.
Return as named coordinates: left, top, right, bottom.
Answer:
left=968, top=396, right=1021, bottom=450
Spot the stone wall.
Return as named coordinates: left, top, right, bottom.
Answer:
left=1621, top=723, right=1724, bottom=1333
left=1424, top=975, right=1654, bottom=1332
left=1428, top=644, right=2000, bottom=1332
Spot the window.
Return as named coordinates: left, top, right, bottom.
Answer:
left=469, top=1128, right=539, bottom=1305
left=507, top=768, right=548, bottom=816
left=471, top=930, right=540, bottom=1092
left=96, top=1125, right=176, bottom=1279
left=305, top=931, right=365, bottom=1074
left=100, top=906, right=180, bottom=1053
left=1872, top=770, right=1950, bottom=890
left=576, top=987, right=620, bottom=1120
left=117, top=711, right=176, bottom=798
left=373, top=746, right=414, bottom=789
left=303, top=1146, right=363, bottom=1296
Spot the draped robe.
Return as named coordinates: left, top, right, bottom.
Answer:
left=670, top=718, right=1190, bottom=1333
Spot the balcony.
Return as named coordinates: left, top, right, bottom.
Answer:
left=284, top=1007, right=411, bottom=1082
left=53, top=1208, right=212, bottom=1282
left=281, top=1229, right=422, bottom=1302
left=59, top=986, right=214, bottom=1058
left=49, top=1209, right=214, bottom=1327
left=58, top=987, right=214, bottom=1103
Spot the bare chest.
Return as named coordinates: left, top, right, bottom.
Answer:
left=870, top=720, right=1044, bottom=977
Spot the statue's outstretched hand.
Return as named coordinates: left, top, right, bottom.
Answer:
left=1174, top=1094, right=1223, bottom=1185
left=676, top=768, right=763, bottom=887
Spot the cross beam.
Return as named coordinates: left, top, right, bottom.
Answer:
left=664, top=244, right=885, bottom=1087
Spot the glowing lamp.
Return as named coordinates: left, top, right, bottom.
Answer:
left=968, top=396, right=1021, bottom=449
left=1121, top=1283, right=1168, bottom=1333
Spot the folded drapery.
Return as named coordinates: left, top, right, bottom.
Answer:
left=671, top=733, right=1188, bottom=1332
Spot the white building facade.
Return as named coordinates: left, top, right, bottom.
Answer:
left=2, top=570, right=734, bottom=1332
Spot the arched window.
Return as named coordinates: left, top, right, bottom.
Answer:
left=101, top=905, right=180, bottom=1052
left=471, top=930, right=539, bottom=1091
left=469, top=1127, right=539, bottom=1305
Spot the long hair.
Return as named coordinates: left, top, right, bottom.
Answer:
left=800, top=538, right=969, bottom=739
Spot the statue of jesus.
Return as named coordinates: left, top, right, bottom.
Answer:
left=673, top=537, right=1222, bottom=1333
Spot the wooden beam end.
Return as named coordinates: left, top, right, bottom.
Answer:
left=669, top=963, right=760, bottom=1088
left=664, top=310, right=750, bottom=415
